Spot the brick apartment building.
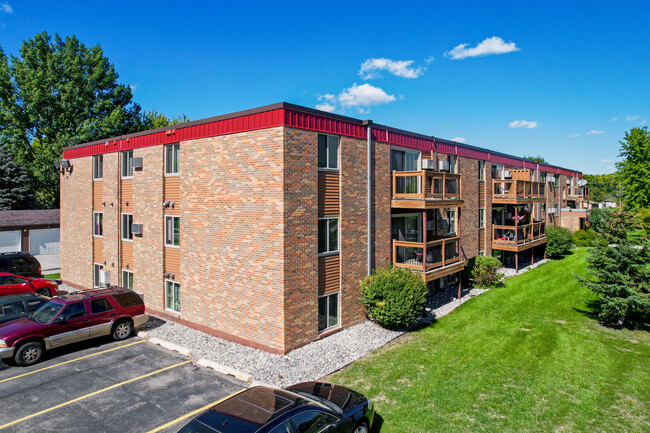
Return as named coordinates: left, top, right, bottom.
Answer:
left=59, top=103, right=588, bottom=354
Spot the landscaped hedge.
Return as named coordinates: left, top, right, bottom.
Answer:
left=466, top=255, right=504, bottom=288
left=572, top=229, right=597, bottom=247
left=545, top=226, right=573, bottom=258
left=359, top=265, right=427, bottom=330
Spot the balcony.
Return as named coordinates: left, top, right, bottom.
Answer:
left=492, top=222, right=547, bottom=251
left=567, top=186, right=589, bottom=200
left=492, top=180, right=546, bottom=204
left=392, top=236, right=465, bottom=282
left=392, top=170, right=463, bottom=209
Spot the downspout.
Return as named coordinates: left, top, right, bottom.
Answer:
left=363, top=120, right=373, bottom=276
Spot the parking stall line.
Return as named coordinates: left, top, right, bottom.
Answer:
left=146, top=389, right=246, bottom=433
left=0, top=359, right=192, bottom=430
left=0, top=339, right=147, bottom=385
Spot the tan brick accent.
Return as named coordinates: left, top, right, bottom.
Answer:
left=102, top=153, right=119, bottom=282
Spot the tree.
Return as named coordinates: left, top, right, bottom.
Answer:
left=0, top=32, right=142, bottom=208
left=523, top=155, right=547, bottom=164
left=467, top=255, right=503, bottom=288
left=582, top=173, right=619, bottom=203
left=140, top=109, right=190, bottom=130
left=0, top=139, right=33, bottom=210
left=545, top=226, right=573, bottom=258
left=616, top=127, right=650, bottom=210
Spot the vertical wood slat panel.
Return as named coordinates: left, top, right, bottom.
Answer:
left=165, top=247, right=181, bottom=277
left=121, top=179, right=133, bottom=209
left=164, top=176, right=181, bottom=203
left=318, top=171, right=340, bottom=218
left=479, top=228, right=485, bottom=251
left=121, top=241, right=133, bottom=269
left=318, top=254, right=340, bottom=295
left=479, top=181, right=486, bottom=206
left=93, top=237, right=103, bottom=262
left=93, top=181, right=103, bottom=211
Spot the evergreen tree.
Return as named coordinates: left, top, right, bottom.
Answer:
left=0, top=140, right=33, bottom=210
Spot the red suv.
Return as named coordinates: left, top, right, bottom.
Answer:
left=0, top=287, right=147, bottom=366
left=0, top=272, right=59, bottom=297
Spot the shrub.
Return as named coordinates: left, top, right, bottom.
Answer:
left=637, top=208, right=650, bottom=232
left=545, top=226, right=573, bottom=258
left=466, top=255, right=504, bottom=288
left=359, top=265, right=427, bottom=330
left=572, top=229, right=597, bottom=247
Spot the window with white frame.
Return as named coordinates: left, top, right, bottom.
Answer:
left=122, top=270, right=133, bottom=290
left=122, top=150, right=133, bottom=178
left=318, top=292, right=339, bottom=332
left=478, top=160, right=485, bottom=181
left=447, top=209, right=457, bottom=234
left=93, top=212, right=103, bottom=237
left=93, top=155, right=103, bottom=180
left=318, top=218, right=338, bottom=254
left=165, top=280, right=180, bottom=312
left=121, top=213, right=133, bottom=241
left=317, top=134, right=339, bottom=170
left=448, top=155, right=457, bottom=174
left=165, top=143, right=180, bottom=175
left=94, top=263, right=103, bottom=288
left=165, top=216, right=180, bottom=247
left=479, top=208, right=485, bottom=228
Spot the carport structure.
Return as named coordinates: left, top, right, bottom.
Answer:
left=0, top=209, right=60, bottom=255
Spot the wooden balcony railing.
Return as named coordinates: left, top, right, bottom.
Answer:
left=392, top=171, right=461, bottom=201
left=567, top=186, right=589, bottom=199
left=492, top=180, right=546, bottom=200
left=392, top=236, right=461, bottom=272
left=492, top=222, right=546, bottom=246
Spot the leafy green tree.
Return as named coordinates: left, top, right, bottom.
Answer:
left=616, top=127, right=650, bottom=210
left=545, top=226, right=573, bottom=258
left=582, top=173, right=619, bottom=203
left=576, top=243, right=650, bottom=327
left=359, top=265, right=427, bottom=330
left=523, top=155, right=547, bottom=164
left=0, top=32, right=142, bottom=208
left=0, top=139, right=33, bottom=209
left=597, top=209, right=639, bottom=244
left=140, top=109, right=190, bottom=130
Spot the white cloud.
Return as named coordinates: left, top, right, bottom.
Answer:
left=451, top=137, right=467, bottom=143
left=602, top=159, right=613, bottom=163
left=359, top=58, right=425, bottom=79
left=425, top=55, right=435, bottom=65
left=319, top=93, right=335, bottom=102
left=642, top=120, right=647, bottom=125
left=129, top=84, right=137, bottom=91
left=338, top=83, right=395, bottom=108
left=508, top=120, right=538, bottom=129
left=611, top=117, right=618, bottom=122
left=446, top=36, right=520, bottom=60
left=569, top=133, right=580, bottom=138
left=626, top=115, right=641, bottom=121
left=586, top=130, right=604, bottom=135
left=1, top=3, right=13, bottom=13
left=315, top=103, right=336, bottom=113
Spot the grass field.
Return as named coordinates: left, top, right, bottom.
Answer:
left=329, top=249, right=650, bottom=432
left=44, top=272, right=60, bottom=280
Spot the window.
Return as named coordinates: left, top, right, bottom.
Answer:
left=318, top=293, right=339, bottom=331
left=317, top=134, right=339, bottom=170
left=165, top=143, right=180, bottom=175
left=478, top=160, right=485, bottom=181
left=165, top=216, right=180, bottom=247
left=122, top=150, right=133, bottom=178
left=290, top=410, right=337, bottom=433
left=93, top=212, right=103, bottom=237
left=165, top=280, right=180, bottom=312
left=112, top=292, right=143, bottom=308
left=540, top=172, right=546, bottom=183
left=391, top=148, right=420, bottom=172
left=60, top=302, right=86, bottom=320
left=122, top=270, right=133, bottom=290
left=90, top=298, right=113, bottom=314
left=93, top=155, right=103, bottom=180
left=448, top=209, right=457, bottom=234
left=318, top=218, right=338, bottom=254
left=448, top=155, right=457, bottom=174
left=122, top=213, right=133, bottom=240
left=94, top=263, right=103, bottom=288
left=479, top=208, right=485, bottom=228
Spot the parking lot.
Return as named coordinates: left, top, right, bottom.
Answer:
left=0, top=335, right=246, bottom=432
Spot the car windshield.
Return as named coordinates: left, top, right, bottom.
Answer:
left=31, top=301, right=64, bottom=324
left=287, top=390, right=342, bottom=415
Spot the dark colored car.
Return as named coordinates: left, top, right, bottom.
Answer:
left=0, top=272, right=59, bottom=297
left=0, top=287, right=148, bottom=366
left=0, top=252, right=42, bottom=278
left=178, top=382, right=374, bottom=433
left=0, top=293, right=50, bottom=324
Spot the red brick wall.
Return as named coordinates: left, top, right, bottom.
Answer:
left=373, top=141, right=391, bottom=269
left=459, top=156, right=479, bottom=260
left=61, top=157, right=93, bottom=287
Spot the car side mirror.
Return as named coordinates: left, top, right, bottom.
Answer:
left=55, top=316, right=65, bottom=324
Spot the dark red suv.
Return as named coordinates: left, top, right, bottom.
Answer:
left=0, top=287, right=148, bottom=366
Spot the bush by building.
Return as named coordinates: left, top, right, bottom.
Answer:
left=572, top=229, right=597, bottom=247
left=359, top=265, right=427, bottom=330
left=466, top=255, right=504, bottom=288
left=545, top=226, right=573, bottom=258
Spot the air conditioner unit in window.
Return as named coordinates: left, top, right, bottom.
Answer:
left=503, top=170, right=513, bottom=179
left=547, top=176, right=556, bottom=183
left=438, top=160, right=450, bottom=171
left=548, top=208, right=557, bottom=214
left=132, top=157, right=143, bottom=170
left=422, top=159, right=435, bottom=170
left=131, top=223, right=144, bottom=235
left=100, top=270, right=110, bottom=286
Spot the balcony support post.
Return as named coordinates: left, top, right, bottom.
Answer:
left=422, top=211, right=427, bottom=272
left=515, top=252, right=519, bottom=273
left=457, top=271, right=461, bottom=299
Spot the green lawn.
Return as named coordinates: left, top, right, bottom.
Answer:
left=329, top=249, right=650, bottom=433
left=44, top=272, right=60, bottom=280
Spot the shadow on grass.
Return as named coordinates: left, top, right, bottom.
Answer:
left=574, top=299, right=650, bottom=332
left=371, top=413, right=385, bottom=433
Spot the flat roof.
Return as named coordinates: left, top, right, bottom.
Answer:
left=0, top=209, right=60, bottom=229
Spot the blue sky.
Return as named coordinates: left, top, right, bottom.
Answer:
left=1, top=1, right=648, bottom=174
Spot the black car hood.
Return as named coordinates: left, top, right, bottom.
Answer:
left=285, top=382, right=365, bottom=412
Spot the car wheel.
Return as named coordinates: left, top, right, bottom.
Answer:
left=352, top=421, right=369, bottom=433
left=37, top=287, right=51, bottom=297
left=112, top=319, right=133, bottom=341
left=15, top=341, right=43, bottom=366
